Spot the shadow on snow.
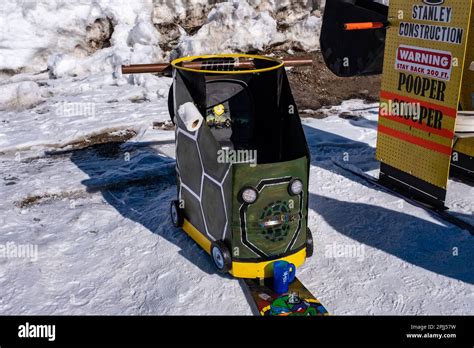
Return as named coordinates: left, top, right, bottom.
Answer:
left=59, top=123, right=473, bottom=285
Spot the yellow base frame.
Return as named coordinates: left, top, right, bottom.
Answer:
left=182, top=219, right=212, bottom=253
left=229, top=248, right=306, bottom=279
left=454, top=137, right=474, bottom=157
left=182, top=219, right=307, bottom=279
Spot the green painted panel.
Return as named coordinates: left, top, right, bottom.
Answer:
left=231, top=157, right=309, bottom=260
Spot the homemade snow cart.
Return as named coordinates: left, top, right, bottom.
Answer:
left=123, top=54, right=314, bottom=278
left=122, top=55, right=328, bottom=316
left=167, top=54, right=313, bottom=278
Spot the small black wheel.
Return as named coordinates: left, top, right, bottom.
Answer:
left=306, top=228, right=314, bottom=258
left=210, top=241, right=232, bottom=273
left=170, top=200, right=184, bottom=228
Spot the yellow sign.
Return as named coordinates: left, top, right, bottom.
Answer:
left=376, top=0, right=473, bottom=189
left=454, top=137, right=474, bottom=157
left=213, top=104, right=225, bottom=117
left=460, top=2, right=474, bottom=110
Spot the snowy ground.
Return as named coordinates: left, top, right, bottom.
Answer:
left=0, top=0, right=471, bottom=316
left=1, top=84, right=472, bottom=314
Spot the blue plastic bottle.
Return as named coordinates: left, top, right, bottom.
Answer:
left=273, top=260, right=296, bottom=294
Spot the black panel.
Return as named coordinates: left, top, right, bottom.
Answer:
left=450, top=152, right=474, bottom=184
left=181, top=188, right=206, bottom=235
left=232, top=244, right=306, bottom=262
left=206, top=81, right=245, bottom=107
left=176, top=132, right=202, bottom=196
left=197, top=125, right=229, bottom=181
left=379, top=163, right=447, bottom=209
left=205, top=79, right=255, bottom=150
left=249, top=69, right=281, bottom=164
left=173, top=72, right=199, bottom=131
left=201, top=176, right=226, bottom=241
left=279, top=70, right=311, bottom=164
left=222, top=168, right=232, bottom=245
left=320, top=0, right=388, bottom=77
left=247, top=69, right=309, bottom=164
left=178, top=70, right=207, bottom=115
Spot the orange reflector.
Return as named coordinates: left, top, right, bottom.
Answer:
left=344, top=22, right=386, bottom=30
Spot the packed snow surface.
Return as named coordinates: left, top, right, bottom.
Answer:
left=1, top=90, right=472, bottom=314
left=0, top=0, right=472, bottom=316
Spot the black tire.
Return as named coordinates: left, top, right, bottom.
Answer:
left=170, top=200, right=184, bottom=228
left=306, top=228, right=314, bottom=258
left=210, top=241, right=232, bottom=273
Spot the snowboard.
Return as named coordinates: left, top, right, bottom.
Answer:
left=243, top=277, right=329, bottom=316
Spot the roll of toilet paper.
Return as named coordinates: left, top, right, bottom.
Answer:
left=177, top=102, right=204, bottom=132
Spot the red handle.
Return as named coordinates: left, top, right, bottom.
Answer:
left=344, top=22, right=387, bottom=31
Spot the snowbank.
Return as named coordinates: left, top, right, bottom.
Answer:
left=0, top=0, right=325, bottom=77
left=0, top=81, right=44, bottom=110
left=284, top=14, right=322, bottom=52
left=0, top=0, right=163, bottom=77
left=176, top=2, right=281, bottom=56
